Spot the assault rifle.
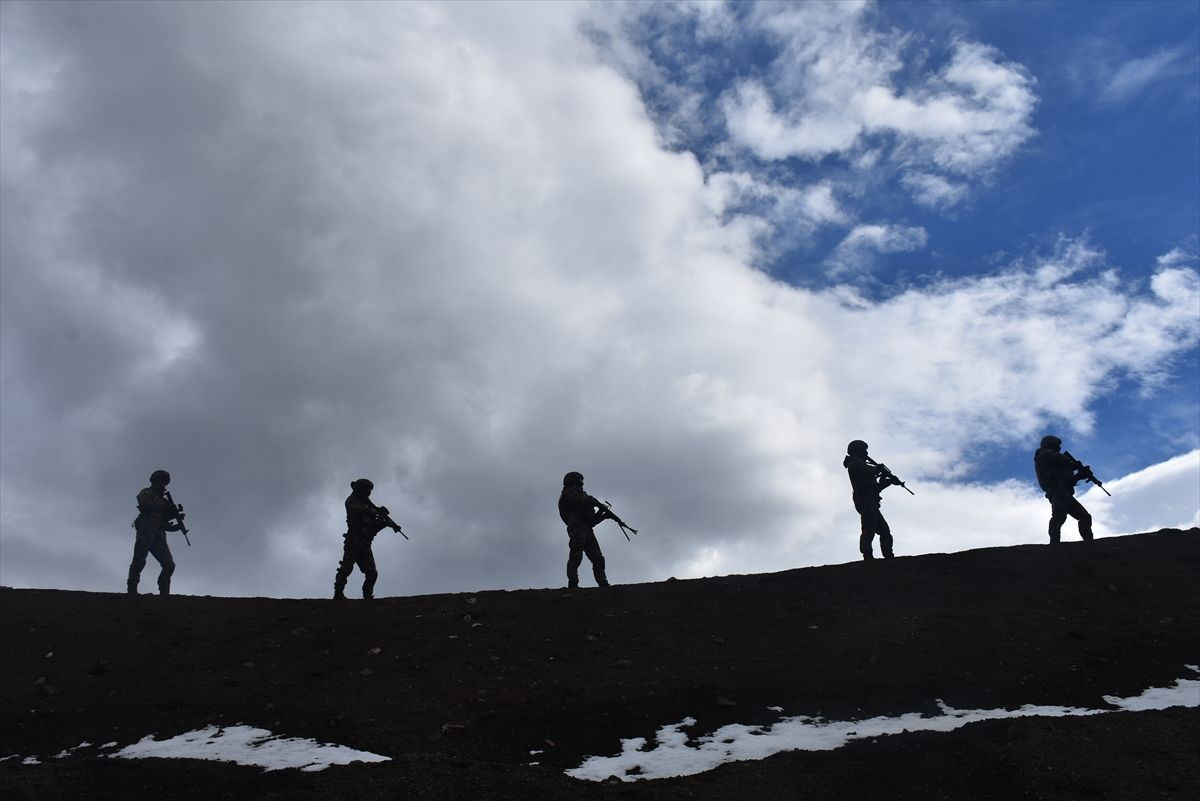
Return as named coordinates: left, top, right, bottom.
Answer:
left=369, top=501, right=409, bottom=540
left=1063, top=452, right=1112, bottom=496
left=866, top=457, right=915, bottom=495
left=601, top=501, right=639, bottom=541
left=163, top=490, right=191, bottom=547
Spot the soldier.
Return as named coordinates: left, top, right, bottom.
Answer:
left=843, top=440, right=901, bottom=560
left=558, top=471, right=612, bottom=588
left=127, top=469, right=184, bottom=596
left=334, top=478, right=392, bottom=600
left=1033, top=435, right=1093, bottom=543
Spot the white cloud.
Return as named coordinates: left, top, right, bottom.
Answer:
left=1157, top=247, right=1198, bottom=269
left=1101, top=47, right=1192, bottom=104
left=827, top=223, right=928, bottom=274
left=1087, top=451, right=1200, bottom=534
left=722, top=9, right=1036, bottom=182
left=0, top=1, right=1195, bottom=600
left=902, top=171, right=969, bottom=209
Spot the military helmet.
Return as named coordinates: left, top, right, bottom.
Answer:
left=563, top=471, right=584, bottom=487
left=351, top=478, right=374, bottom=492
left=1040, top=435, right=1062, bottom=450
left=847, top=440, right=868, bottom=456
left=149, top=469, right=171, bottom=485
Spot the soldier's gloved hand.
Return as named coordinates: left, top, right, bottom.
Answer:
left=377, top=506, right=389, bottom=516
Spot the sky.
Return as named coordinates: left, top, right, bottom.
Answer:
left=1, top=0, right=1198, bottom=599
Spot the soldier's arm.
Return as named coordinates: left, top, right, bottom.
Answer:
left=587, top=494, right=612, bottom=526
left=137, top=488, right=172, bottom=515
left=345, top=496, right=377, bottom=530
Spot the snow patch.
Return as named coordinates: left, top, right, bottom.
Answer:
left=109, top=725, right=391, bottom=772
left=2, top=726, right=389, bottom=773
left=567, top=671, right=1200, bottom=782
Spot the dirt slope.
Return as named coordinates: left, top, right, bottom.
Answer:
left=2, top=529, right=1197, bottom=800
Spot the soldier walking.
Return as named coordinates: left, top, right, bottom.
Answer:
left=127, top=469, right=184, bottom=595
left=1033, top=435, right=1094, bottom=543
left=558, top=471, right=612, bottom=588
left=333, top=478, right=398, bottom=599
left=843, top=440, right=903, bottom=560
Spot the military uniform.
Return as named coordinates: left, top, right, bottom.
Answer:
left=558, top=482, right=610, bottom=588
left=1034, top=438, right=1093, bottom=543
left=127, top=484, right=180, bottom=595
left=844, top=445, right=894, bottom=560
left=334, top=485, right=388, bottom=599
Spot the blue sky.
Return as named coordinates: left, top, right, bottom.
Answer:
left=590, top=0, right=1200, bottom=483
left=1, top=1, right=1197, bottom=597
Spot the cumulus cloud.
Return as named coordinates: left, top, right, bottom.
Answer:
left=1087, top=451, right=1200, bottom=534
left=0, top=2, right=1196, bottom=599
left=722, top=7, right=1036, bottom=181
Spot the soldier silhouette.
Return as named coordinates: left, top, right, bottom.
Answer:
left=843, top=441, right=903, bottom=560
left=333, top=478, right=394, bottom=599
left=127, top=469, right=184, bottom=595
left=1033, top=435, right=1094, bottom=543
left=558, top=471, right=612, bottom=588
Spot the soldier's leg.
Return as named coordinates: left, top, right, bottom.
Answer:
left=358, top=543, right=379, bottom=599
left=584, top=532, right=608, bottom=587
left=1047, top=497, right=1068, bottom=543
left=333, top=536, right=358, bottom=599
left=127, top=526, right=154, bottom=594
left=148, top=533, right=175, bottom=596
left=566, top=532, right=585, bottom=587
left=1066, top=498, right=1093, bottom=541
left=876, top=511, right=894, bottom=558
left=857, top=511, right=875, bottom=559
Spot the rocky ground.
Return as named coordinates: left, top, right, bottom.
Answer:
left=2, top=528, right=1197, bottom=800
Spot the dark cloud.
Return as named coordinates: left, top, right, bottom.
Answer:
left=2, top=2, right=1196, bottom=599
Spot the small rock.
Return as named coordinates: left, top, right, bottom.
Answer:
left=613, top=659, right=634, bottom=668
left=241, top=662, right=257, bottom=669
left=367, top=647, right=382, bottom=656
left=360, top=668, right=375, bottom=677
left=716, top=696, right=737, bottom=707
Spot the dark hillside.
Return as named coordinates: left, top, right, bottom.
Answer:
left=2, top=529, right=1198, bottom=800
